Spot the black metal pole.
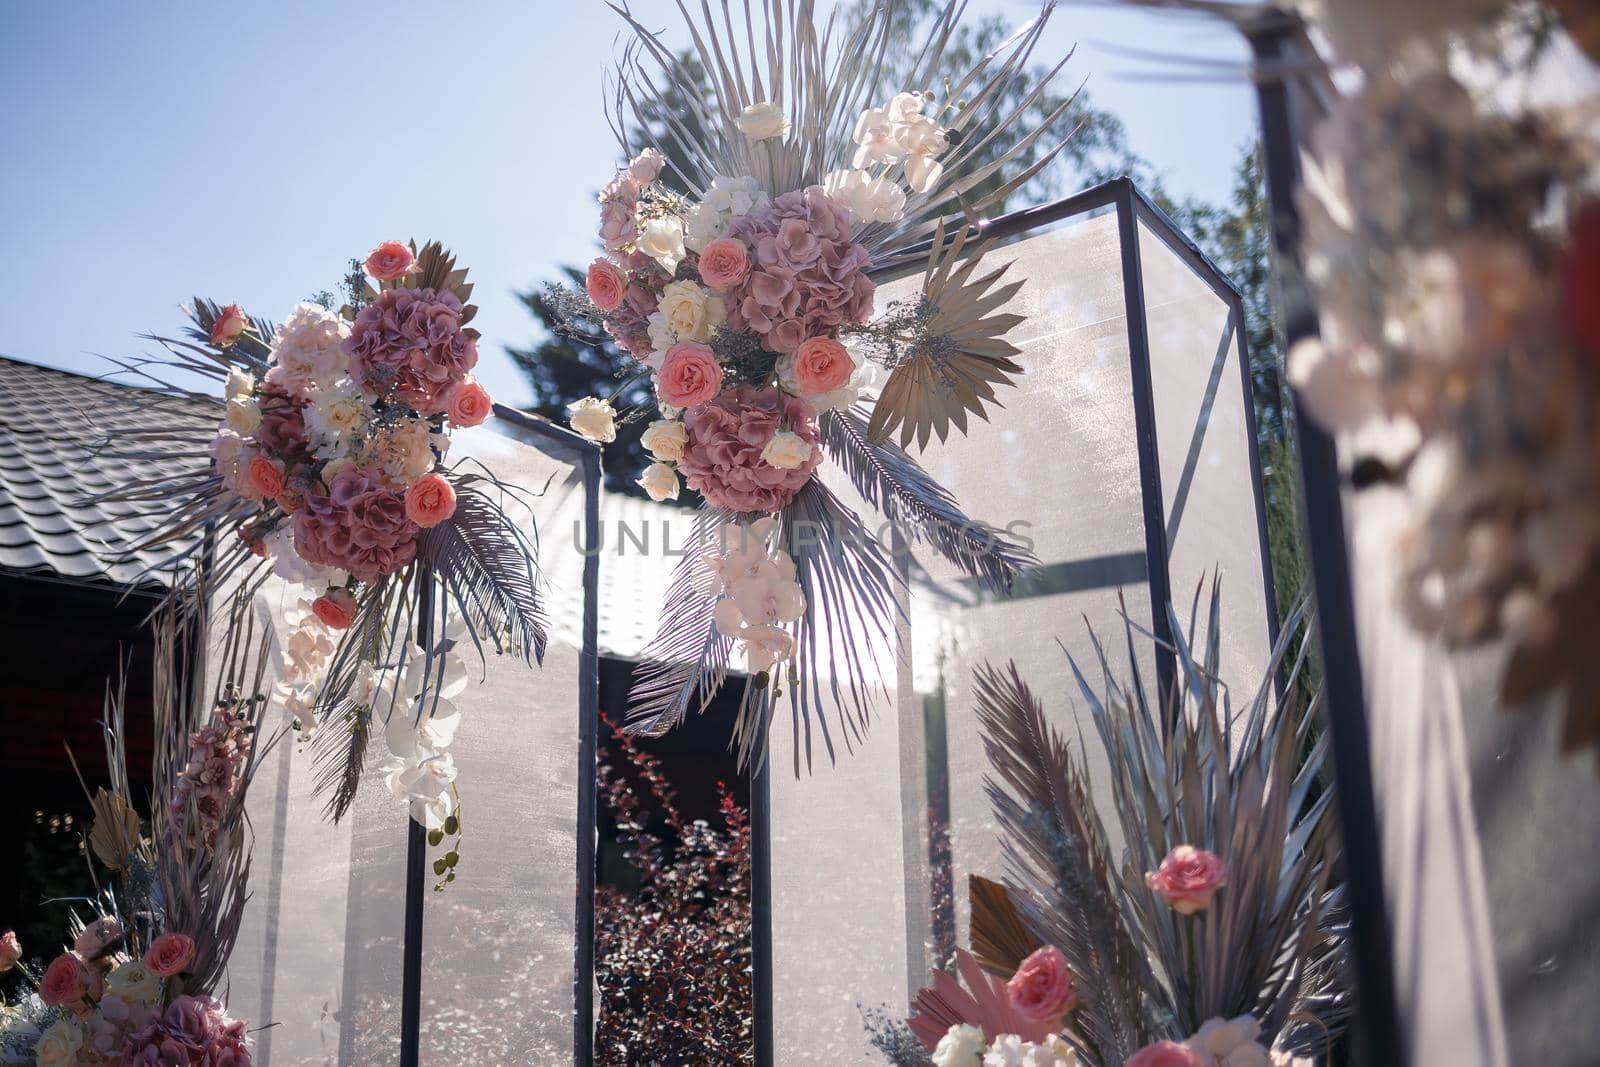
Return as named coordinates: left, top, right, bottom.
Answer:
left=574, top=444, right=602, bottom=1065
left=1245, top=21, right=1405, bottom=1066
left=398, top=573, right=432, bottom=1067
left=750, top=748, right=774, bottom=1067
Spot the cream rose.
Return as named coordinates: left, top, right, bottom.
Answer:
left=932, top=1023, right=986, bottom=1067
left=636, top=215, right=686, bottom=274
left=34, top=1019, right=84, bottom=1067
left=224, top=366, right=255, bottom=402
left=106, top=960, right=161, bottom=1004
left=736, top=100, right=790, bottom=141
left=567, top=397, right=618, bottom=443
left=225, top=398, right=262, bottom=435
left=637, top=462, right=681, bottom=502
left=657, top=281, right=727, bottom=343
left=641, top=419, right=688, bottom=461
left=761, top=429, right=816, bottom=470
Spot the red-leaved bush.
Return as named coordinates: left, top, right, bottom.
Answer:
left=594, top=720, right=753, bottom=1065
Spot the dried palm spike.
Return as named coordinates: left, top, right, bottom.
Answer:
left=355, top=240, right=479, bottom=326
left=868, top=217, right=1025, bottom=450
left=969, top=873, right=1041, bottom=978
left=89, top=787, right=143, bottom=870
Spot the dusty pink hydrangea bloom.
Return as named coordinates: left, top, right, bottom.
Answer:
left=121, top=994, right=252, bottom=1065
left=293, top=466, right=418, bottom=583
left=725, top=185, right=874, bottom=353
left=677, top=385, right=821, bottom=512
left=343, top=287, right=479, bottom=414
left=254, top=385, right=308, bottom=458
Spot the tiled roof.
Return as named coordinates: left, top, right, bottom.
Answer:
left=0, top=356, right=218, bottom=588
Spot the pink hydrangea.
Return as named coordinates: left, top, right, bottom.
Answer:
left=343, top=288, right=479, bottom=414
left=121, top=995, right=252, bottom=1066
left=293, top=465, right=418, bottom=583
left=724, top=185, right=875, bottom=353
left=677, top=385, right=821, bottom=512
left=254, top=384, right=308, bottom=458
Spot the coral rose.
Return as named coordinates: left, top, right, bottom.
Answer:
left=1006, top=944, right=1078, bottom=1022
left=446, top=377, right=493, bottom=428
left=1127, top=1041, right=1207, bottom=1067
left=210, top=304, right=248, bottom=348
left=144, top=932, right=196, bottom=978
left=404, top=473, right=457, bottom=528
left=790, top=336, right=854, bottom=395
left=364, top=239, right=416, bottom=281
left=658, top=342, right=724, bottom=409
left=312, top=588, right=358, bottom=629
left=0, top=930, right=19, bottom=972
left=586, top=257, right=629, bottom=311
left=247, top=456, right=285, bottom=499
left=39, top=953, right=90, bottom=1007
left=698, top=237, right=751, bottom=290
left=1146, top=845, right=1228, bottom=915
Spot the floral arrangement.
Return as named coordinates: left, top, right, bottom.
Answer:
left=1277, top=17, right=1600, bottom=757
left=552, top=0, right=1084, bottom=763
left=0, top=592, right=268, bottom=1065
left=869, top=589, right=1347, bottom=1066
left=90, top=239, right=546, bottom=828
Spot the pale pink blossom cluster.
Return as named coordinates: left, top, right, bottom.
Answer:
left=292, top=465, right=418, bottom=584
left=169, top=704, right=253, bottom=851
left=704, top=518, right=806, bottom=674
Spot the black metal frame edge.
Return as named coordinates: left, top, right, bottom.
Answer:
left=750, top=754, right=775, bottom=1067
left=398, top=577, right=433, bottom=1067
left=574, top=430, right=602, bottom=1065
left=1246, top=21, right=1404, bottom=1066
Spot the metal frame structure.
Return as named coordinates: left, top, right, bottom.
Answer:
left=387, top=405, right=602, bottom=1067
left=740, top=178, right=1282, bottom=1066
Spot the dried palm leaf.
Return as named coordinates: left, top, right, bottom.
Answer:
left=968, top=874, right=1039, bottom=979
left=88, top=787, right=143, bottom=871
left=867, top=218, right=1026, bottom=450
left=822, top=406, right=1035, bottom=590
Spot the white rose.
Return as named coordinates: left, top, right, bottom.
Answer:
left=760, top=429, right=815, bottom=469
left=636, top=215, right=686, bottom=274
left=567, top=396, right=618, bottom=443
left=736, top=100, right=790, bottom=141
left=905, top=153, right=945, bottom=194
left=636, top=461, right=681, bottom=502
left=105, top=960, right=161, bottom=1004
left=34, top=1019, right=84, bottom=1067
left=641, top=419, right=688, bottom=461
left=225, top=398, right=262, bottom=435
left=824, top=169, right=907, bottom=224
left=739, top=623, right=795, bottom=672
left=932, top=1023, right=987, bottom=1067
left=224, top=366, right=256, bottom=401
left=657, top=280, right=727, bottom=343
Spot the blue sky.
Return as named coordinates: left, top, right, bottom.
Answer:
left=0, top=2, right=1254, bottom=407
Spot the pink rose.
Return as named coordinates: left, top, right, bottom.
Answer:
left=1146, top=845, right=1228, bottom=915
left=446, top=377, right=494, bottom=428
left=698, top=238, right=751, bottom=290
left=74, top=916, right=124, bottom=966
left=1005, top=944, right=1078, bottom=1022
left=586, top=257, right=629, bottom=311
left=364, top=239, right=416, bottom=281
left=1127, top=1041, right=1207, bottom=1067
left=144, top=932, right=196, bottom=978
left=39, top=952, right=89, bottom=1007
left=404, top=473, right=457, bottom=528
left=658, top=342, right=724, bottom=409
left=210, top=304, right=248, bottom=348
left=790, top=335, right=853, bottom=395
left=247, top=456, right=285, bottom=500
left=312, top=588, right=358, bottom=629
left=0, top=930, right=19, bottom=972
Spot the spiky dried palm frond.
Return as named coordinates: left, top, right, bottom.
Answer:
left=867, top=218, right=1027, bottom=451
left=1059, top=582, right=1350, bottom=1055
left=624, top=509, right=737, bottom=739
left=96, top=573, right=284, bottom=998
left=974, top=660, right=1156, bottom=1065
left=348, top=239, right=479, bottom=326
left=821, top=407, right=1035, bottom=591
